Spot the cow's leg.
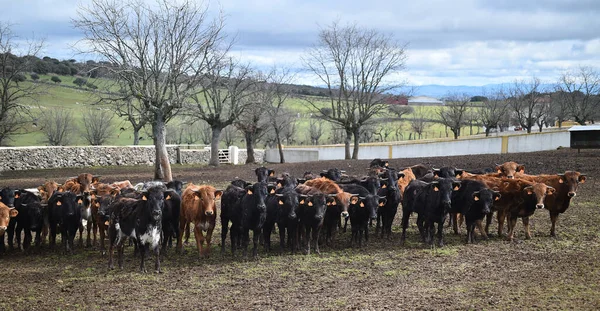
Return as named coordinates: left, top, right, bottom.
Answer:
left=49, top=224, right=56, bottom=249
left=343, top=217, right=349, bottom=233
left=184, top=222, right=191, bottom=245
left=117, top=243, right=125, bottom=269
left=252, top=228, right=260, bottom=259
left=304, top=226, right=311, bottom=255
left=78, top=223, right=84, bottom=247
left=375, top=208, right=382, bottom=234
left=400, top=211, right=411, bottom=245
left=205, top=226, right=214, bottom=258
left=193, top=226, right=205, bottom=259
left=0, top=233, right=5, bottom=253
left=451, top=213, right=459, bottom=235
left=7, top=218, right=17, bottom=250
left=22, top=227, right=32, bottom=250
left=523, top=217, right=531, bottom=240
left=476, top=219, right=488, bottom=240
left=507, top=215, right=517, bottom=241
left=416, top=215, right=426, bottom=243
left=550, top=213, right=559, bottom=237
left=220, top=217, right=229, bottom=255
left=263, top=225, right=272, bottom=253
left=364, top=223, right=369, bottom=243
left=313, top=226, right=321, bottom=255
left=437, top=220, right=444, bottom=247
left=176, top=218, right=186, bottom=254
left=139, top=242, right=147, bottom=273
left=154, top=245, right=161, bottom=273
left=278, top=223, right=286, bottom=253
left=497, top=210, right=507, bottom=236
left=86, top=222, right=92, bottom=248
left=230, top=226, right=237, bottom=257
left=99, top=224, right=107, bottom=255
left=485, top=212, right=493, bottom=236
left=15, top=223, right=23, bottom=250
left=92, top=218, right=98, bottom=248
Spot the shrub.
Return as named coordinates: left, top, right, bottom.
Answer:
left=51, top=76, right=61, bottom=84
left=30, top=73, right=39, bottom=81
left=73, top=77, right=87, bottom=87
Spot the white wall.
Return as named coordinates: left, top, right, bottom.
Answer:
left=265, top=149, right=319, bottom=163
left=392, top=137, right=503, bottom=158
left=507, top=131, right=570, bottom=153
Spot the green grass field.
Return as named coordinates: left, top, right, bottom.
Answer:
left=5, top=74, right=481, bottom=147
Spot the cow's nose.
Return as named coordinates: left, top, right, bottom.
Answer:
left=442, top=201, right=451, bottom=207
left=536, top=204, right=544, bottom=209
left=568, top=192, right=576, bottom=197
left=288, top=213, right=296, bottom=220
left=341, top=211, right=349, bottom=218
left=507, top=176, right=514, bottom=179
left=205, top=210, right=214, bottom=216
left=7, top=204, right=13, bottom=208
left=0, top=226, right=6, bottom=231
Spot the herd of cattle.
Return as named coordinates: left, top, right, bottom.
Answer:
left=0, top=159, right=587, bottom=273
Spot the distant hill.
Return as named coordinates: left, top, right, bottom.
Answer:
left=408, top=83, right=555, bottom=98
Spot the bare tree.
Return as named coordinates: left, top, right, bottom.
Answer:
left=189, top=57, right=259, bottom=166
left=82, top=109, right=115, bottom=145
left=508, top=77, right=545, bottom=133
left=374, top=123, right=394, bottom=142
left=303, top=21, right=408, bottom=159
left=74, top=0, right=226, bottom=181
left=235, top=94, right=270, bottom=164
left=388, top=105, right=414, bottom=120
left=39, top=109, right=74, bottom=146
left=330, top=127, right=345, bottom=144
left=222, top=125, right=238, bottom=147
left=308, top=118, right=324, bottom=145
left=549, top=91, right=571, bottom=128
left=114, top=96, right=148, bottom=145
left=0, top=22, right=45, bottom=145
left=409, top=106, right=430, bottom=139
left=437, top=93, right=471, bottom=139
left=555, top=66, right=600, bottom=125
left=479, top=89, right=510, bottom=136
left=282, top=114, right=297, bottom=145
left=261, top=67, right=295, bottom=163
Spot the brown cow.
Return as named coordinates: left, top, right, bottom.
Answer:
left=515, top=171, right=586, bottom=237
left=505, top=183, right=555, bottom=240
left=37, top=181, right=59, bottom=204
left=0, top=202, right=18, bottom=241
left=397, top=167, right=417, bottom=199
left=178, top=184, right=222, bottom=258
left=110, top=180, right=134, bottom=190
left=494, top=161, right=525, bottom=179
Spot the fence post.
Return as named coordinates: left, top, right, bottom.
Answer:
left=229, top=146, right=239, bottom=165
left=176, top=146, right=182, bottom=164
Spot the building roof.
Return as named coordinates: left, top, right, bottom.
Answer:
left=568, top=125, right=600, bottom=131
left=408, top=96, right=443, bottom=104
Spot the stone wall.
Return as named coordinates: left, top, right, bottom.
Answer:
left=0, top=146, right=264, bottom=171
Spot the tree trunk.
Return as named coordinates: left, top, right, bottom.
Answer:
left=209, top=126, right=222, bottom=167
left=133, top=128, right=140, bottom=145
left=352, top=127, right=360, bottom=160
left=152, top=117, right=172, bottom=181
left=557, top=120, right=563, bottom=128
left=245, top=131, right=256, bottom=164
left=275, top=128, right=285, bottom=164
left=453, top=129, right=458, bottom=140
left=344, top=129, right=352, bottom=160
left=485, top=127, right=490, bottom=137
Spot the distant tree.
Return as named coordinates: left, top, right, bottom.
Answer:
left=555, top=66, right=600, bottom=125
left=13, top=74, right=26, bottom=83
left=50, top=76, right=61, bottom=84
left=262, top=67, right=295, bottom=163
left=86, top=82, right=98, bottom=90
left=39, top=108, right=74, bottom=146
left=508, top=76, right=545, bottom=133
left=82, top=109, right=115, bottom=145
left=374, top=124, right=394, bottom=142
left=549, top=91, right=570, bottom=128
left=309, top=118, right=323, bottom=145
left=73, top=77, right=87, bottom=87
left=470, top=96, right=488, bottom=102
left=303, top=21, right=408, bottom=159
left=388, top=105, right=414, bottom=120
left=30, top=73, right=39, bottom=81
left=222, top=125, right=239, bottom=147
left=409, top=106, right=430, bottom=139
left=0, top=22, right=45, bottom=146
left=437, top=93, right=471, bottom=139
left=479, top=88, right=510, bottom=136
left=235, top=92, right=270, bottom=164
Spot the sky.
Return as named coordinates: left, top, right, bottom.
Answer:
left=1, top=0, right=599, bottom=87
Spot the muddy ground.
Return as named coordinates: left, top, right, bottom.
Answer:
left=0, top=148, right=599, bottom=310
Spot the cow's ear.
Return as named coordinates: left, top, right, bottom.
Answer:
left=517, top=165, right=525, bottom=174
left=495, top=165, right=502, bottom=174
left=214, top=190, right=223, bottom=199
left=378, top=198, right=387, bottom=206
left=579, top=175, right=586, bottom=184
left=307, top=200, right=313, bottom=207
left=452, top=182, right=461, bottom=191
left=433, top=170, right=440, bottom=178
left=473, top=192, right=480, bottom=201
left=269, top=170, right=275, bottom=177
left=9, top=208, right=18, bottom=217
left=546, top=186, right=556, bottom=195
left=297, top=178, right=306, bottom=184
left=359, top=201, right=365, bottom=208
left=524, top=186, right=533, bottom=195
left=300, top=199, right=306, bottom=205
left=557, top=174, right=565, bottom=183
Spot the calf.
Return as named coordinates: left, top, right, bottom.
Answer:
left=48, top=192, right=82, bottom=253
left=448, top=180, right=500, bottom=243
left=397, top=167, right=417, bottom=200
left=515, top=171, right=586, bottom=237
left=344, top=185, right=385, bottom=248
left=304, top=177, right=351, bottom=245
left=405, top=178, right=461, bottom=246
left=255, top=167, right=275, bottom=183
left=495, top=161, right=525, bottom=179
left=370, top=158, right=389, bottom=169
left=93, top=194, right=115, bottom=254
left=238, top=182, right=268, bottom=258
left=178, top=184, right=222, bottom=258
left=264, top=188, right=299, bottom=254
left=295, top=186, right=327, bottom=255
left=0, top=202, right=18, bottom=253
left=505, top=183, right=555, bottom=241
left=107, top=186, right=164, bottom=273
left=162, top=189, right=181, bottom=252
left=220, top=182, right=247, bottom=255
left=398, top=164, right=430, bottom=180
left=78, top=192, right=93, bottom=248
left=14, top=190, right=46, bottom=251
left=376, top=169, right=402, bottom=239
left=0, top=187, right=17, bottom=250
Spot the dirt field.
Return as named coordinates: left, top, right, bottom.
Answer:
left=1, top=148, right=599, bottom=310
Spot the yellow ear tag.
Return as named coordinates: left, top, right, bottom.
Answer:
left=559, top=179, right=564, bottom=184
left=15, top=194, right=20, bottom=199
left=278, top=200, right=284, bottom=205
left=247, top=190, right=253, bottom=195
left=77, top=199, right=83, bottom=204
left=332, top=201, right=337, bottom=206
left=308, top=201, right=313, bottom=207
left=299, top=199, right=305, bottom=204
left=454, top=186, right=460, bottom=191
left=382, top=184, right=387, bottom=189
left=56, top=201, right=62, bottom=206
left=360, top=202, right=365, bottom=208
left=474, top=196, right=480, bottom=201
left=495, top=196, right=500, bottom=201
left=351, top=197, right=358, bottom=204
left=497, top=170, right=502, bottom=174
left=166, top=195, right=171, bottom=200
left=385, top=163, right=389, bottom=167
left=277, top=183, right=282, bottom=188
left=526, top=190, right=533, bottom=195
left=269, top=172, right=274, bottom=176
left=104, top=221, right=109, bottom=226
left=142, top=196, right=147, bottom=201
left=433, top=187, right=439, bottom=192
left=270, top=189, right=275, bottom=194
left=379, top=202, right=385, bottom=206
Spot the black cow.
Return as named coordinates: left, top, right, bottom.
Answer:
left=449, top=179, right=500, bottom=243
left=14, top=190, right=46, bottom=251
left=370, top=158, right=389, bottom=168
left=78, top=192, right=93, bottom=248
left=165, top=180, right=185, bottom=196
left=220, top=182, right=247, bottom=255
left=255, top=167, right=275, bottom=183
left=465, top=167, right=495, bottom=175
left=412, top=178, right=461, bottom=246
left=0, top=187, right=17, bottom=251
left=108, top=186, right=164, bottom=273
left=345, top=186, right=386, bottom=248
left=275, top=174, right=299, bottom=191
left=263, top=188, right=299, bottom=253
left=419, top=166, right=463, bottom=182
left=320, top=168, right=346, bottom=182
left=162, top=189, right=181, bottom=252
left=48, top=191, right=83, bottom=252
left=296, top=191, right=327, bottom=255
left=239, top=182, right=268, bottom=258
left=376, top=169, right=402, bottom=239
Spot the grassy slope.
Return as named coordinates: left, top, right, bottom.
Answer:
left=7, top=74, right=479, bottom=147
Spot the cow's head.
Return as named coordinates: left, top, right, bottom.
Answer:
left=246, top=182, right=268, bottom=213
left=254, top=167, right=274, bottom=183
left=275, top=190, right=299, bottom=220
left=306, top=193, right=327, bottom=223
left=472, top=189, right=501, bottom=215
left=49, top=191, right=79, bottom=218
left=141, top=186, right=165, bottom=221
left=359, top=176, right=381, bottom=195
left=231, top=179, right=251, bottom=189
left=432, top=167, right=458, bottom=179
left=0, top=187, right=16, bottom=208
left=191, top=185, right=222, bottom=217
left=524, top=183, right=555, bottom=209
left=431, top=178, right=461, bottom=209
left=165, top=180, right=184, bottom=196
left=495, top=162, right=525, bottom=179
left=0, top=202, right=18, bottom=234
left=557, top=171, right=586, bottom=198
